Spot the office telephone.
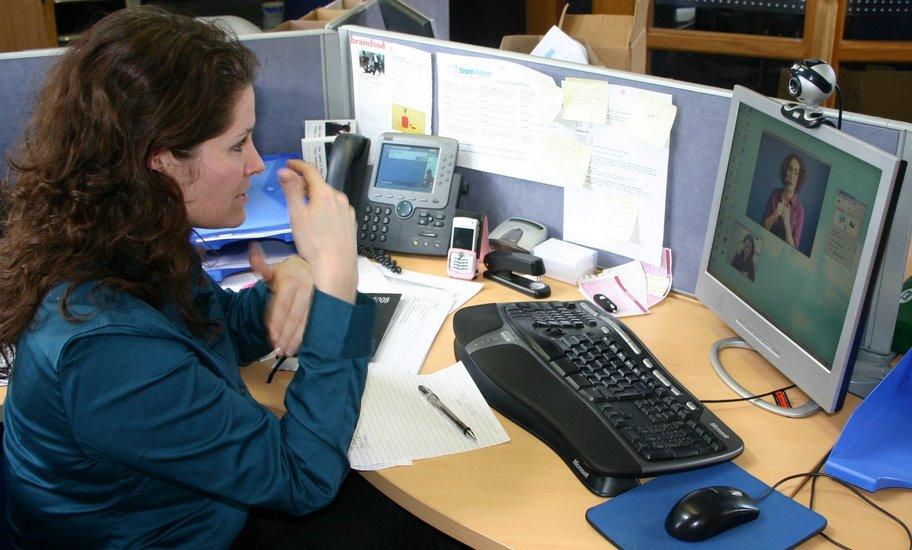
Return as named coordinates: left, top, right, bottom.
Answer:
left=325, top=132, right=462, bottom=256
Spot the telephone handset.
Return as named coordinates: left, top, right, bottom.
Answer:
left=328, top=132, right=461, bottom=257
left=325, top=132, right=370, bottom=197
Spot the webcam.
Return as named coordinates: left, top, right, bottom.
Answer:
left=780, top=58, right=839, bottom=129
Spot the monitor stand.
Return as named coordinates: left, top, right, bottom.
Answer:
left=710, top=337, right=821, bottom=418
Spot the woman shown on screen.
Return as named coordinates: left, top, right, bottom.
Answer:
left=731, top=234, right=757, bottom=281
left=762, top=153, right=806, bottom=248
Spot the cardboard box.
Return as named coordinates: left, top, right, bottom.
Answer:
left=271, top=0, right=365, bottom=31
left=500, top=2, right=647, bottom=73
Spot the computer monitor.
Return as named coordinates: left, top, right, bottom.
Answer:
left=378, top=0, right=436, bottom=38
left=696, top=85, right=902, bottom=416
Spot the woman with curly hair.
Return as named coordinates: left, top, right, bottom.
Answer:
left=0, top=7, right=453, bottom=548
left=762, top=153, right=807, bottom=249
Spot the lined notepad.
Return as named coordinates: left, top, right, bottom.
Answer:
left=349, top=362, right=510, bottom=471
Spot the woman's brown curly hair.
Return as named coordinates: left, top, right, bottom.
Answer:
left=0, top=6, right=258, bottom=378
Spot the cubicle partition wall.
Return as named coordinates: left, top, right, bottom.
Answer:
left=0, top=30, right=332, bottom=166
left=338, top=25, right=911, bottom=296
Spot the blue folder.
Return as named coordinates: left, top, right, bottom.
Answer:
left=192, top=152, right=300, bottom=249
left=824, top=349, right=912, bottom=491
left=586, top=462, right=826, bottom=549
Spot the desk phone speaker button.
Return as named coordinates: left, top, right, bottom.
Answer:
left=433, top=221, right=445, bottom=228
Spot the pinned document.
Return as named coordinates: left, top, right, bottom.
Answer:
left=350, top=35, right=433, bottom=143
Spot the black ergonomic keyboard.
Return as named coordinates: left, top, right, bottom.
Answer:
left=453, top=300, right=744, bottom=497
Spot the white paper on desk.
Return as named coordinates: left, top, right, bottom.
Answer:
left=357, top=257, right=482, bottom=314
left=438, top=53, right=598, bottom=189
left=350, top=35, right=433, bottom=146
left=563, top=122, right=669, bottom=266
left=529, top=25, right=588, bottom=65
left=369, top=285, right=455, bottom=376
left=349, top=362, right=510, bottom=471
left=578, top=261, right=650, bottom=317
left=561, top=77, right=610, bottom=124
left=643, top=247, right=673, bottom=308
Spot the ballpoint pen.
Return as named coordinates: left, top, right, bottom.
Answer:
left=418, top=385, right=477, bottom=441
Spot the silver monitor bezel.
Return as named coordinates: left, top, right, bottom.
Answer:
left=695, top=85, right=902, bottom=413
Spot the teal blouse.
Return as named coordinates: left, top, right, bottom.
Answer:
left=3, top=273, right=376, bottom=548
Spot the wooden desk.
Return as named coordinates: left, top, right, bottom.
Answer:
left=241, top=255, right=912, bottom=549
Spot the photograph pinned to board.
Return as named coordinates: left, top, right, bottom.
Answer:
left=304, top=118, right=357, bottom=138
left=349, top=34, right=433, bottom=145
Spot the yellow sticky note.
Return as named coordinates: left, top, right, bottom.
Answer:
left=627, top=93, right=677, bottom=149
left=561, top=77, right=611, bottom=124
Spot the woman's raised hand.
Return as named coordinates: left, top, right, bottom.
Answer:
left=278, top=160, right=358, bottom=304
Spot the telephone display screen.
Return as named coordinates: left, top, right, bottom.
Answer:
left=375, top=143, right=439, bottom=193
left=451, top=226, right=476, bottom=251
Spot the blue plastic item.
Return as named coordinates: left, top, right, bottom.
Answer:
left=192, top=152, right=300, bottom=250
left=586, top=461, right=826, bottom=549
left=824, top=349, right=912, bottom=492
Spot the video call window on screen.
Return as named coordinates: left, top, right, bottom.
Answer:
left=707, top=104, right=882, bottom=371
left=375, top=143, right=440, bottom=193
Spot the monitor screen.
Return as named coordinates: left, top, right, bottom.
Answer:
left=378, top=0, right=436, bottom=38
left=697, top=86, right=900, bottom=413
left=374, top=142, right=440, bottom=193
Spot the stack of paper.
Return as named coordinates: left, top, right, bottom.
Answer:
left=349, top=362, right=510, bottom=470
left=577, top=247, right=672, bottom=317
left=260, top=257, right=482, bottom=376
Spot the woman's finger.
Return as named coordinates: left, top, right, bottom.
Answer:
left=247, top=242, right=276, bottom=286
left=275, top=289, right=312, bottom=356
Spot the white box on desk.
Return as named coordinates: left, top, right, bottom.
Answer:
left=532, top=238, right=597, bottom=285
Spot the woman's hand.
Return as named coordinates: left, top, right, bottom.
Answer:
left=249, top=242, right=315, bottom=357
left=278, top=160, right=358, bottom=304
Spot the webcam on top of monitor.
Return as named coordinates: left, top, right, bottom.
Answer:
left=780, top=58, right=843, bottom=130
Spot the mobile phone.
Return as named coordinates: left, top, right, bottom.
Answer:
left=447, top=216, right=480, bottom=279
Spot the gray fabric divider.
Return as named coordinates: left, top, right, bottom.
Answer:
left=0, top=33, right=326, bottom=170
left=0, top=54, right=60, bottom=171
left=344, top=30, right=904, bottom=293
left=243, top=34, right=327, bottom=155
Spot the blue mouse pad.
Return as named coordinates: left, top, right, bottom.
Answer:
left=586, top=462, right=826, bottom=549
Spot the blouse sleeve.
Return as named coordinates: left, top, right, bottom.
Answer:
left=58, top=290, right=376, bottom=516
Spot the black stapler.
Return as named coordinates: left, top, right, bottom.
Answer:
left=483, top=251, right=551, bottom=299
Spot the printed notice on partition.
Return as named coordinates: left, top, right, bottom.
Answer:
left=563, top=109, right=671, bottom=266
left=350, top=35, right=433, bottom=146
left=435, top=53, right=591, bottom=188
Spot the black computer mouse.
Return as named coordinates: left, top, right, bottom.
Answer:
left=665, top=485, right=760, bottom=542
